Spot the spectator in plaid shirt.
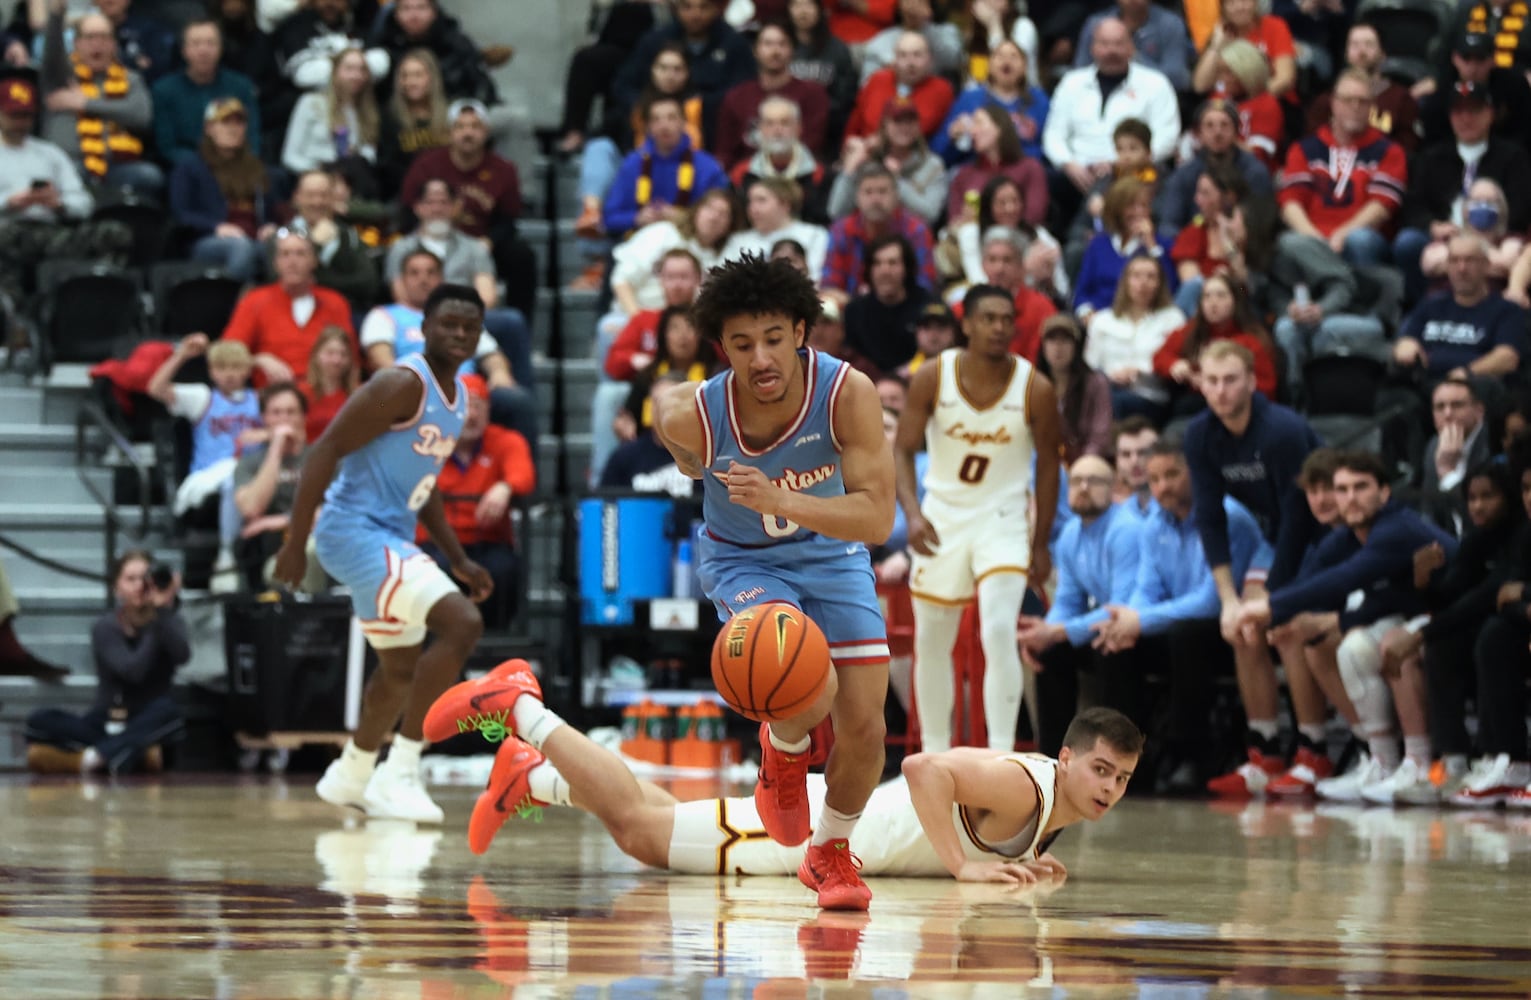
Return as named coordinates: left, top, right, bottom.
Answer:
left=820, top=161, right=937, bottom=305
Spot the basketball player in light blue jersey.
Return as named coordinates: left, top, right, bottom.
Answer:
left=649, top=253, right=894, bottom=911
left=273, top=284, right=494, bottom=824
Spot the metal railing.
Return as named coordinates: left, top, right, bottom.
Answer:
left=74, top=398, right=155, bottom=544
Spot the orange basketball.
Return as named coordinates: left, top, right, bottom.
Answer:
left=710, top=602, right=831, bottom=722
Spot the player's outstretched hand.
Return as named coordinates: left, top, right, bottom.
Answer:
left=716, top=461, right=783, bottom=516
left=907, top=514, right=940, bottom=555
left=271, top=538, right=308, bottom=590
left=1024, top=853, right=1068, bottom=881
left=956, top=859, right=1038, bottom=885
left=452, top=559, right=494, bottom=602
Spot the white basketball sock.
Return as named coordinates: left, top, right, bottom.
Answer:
left=911, top=599, right=965, bottom=752
left=1403, top=735, right=1431, bottom=769
left=513, top=697, right=566, bottom=751
left=978, top=574, right=1028, bottom=751
left=341, top=739, right=379, bottom=774
left=387, top=734, right=425, bottom=771
left=811, top=805, right=862, bottom=847
left=527, top=761, right=572, bottom=806
left=767, top=726, right=810, bottom=755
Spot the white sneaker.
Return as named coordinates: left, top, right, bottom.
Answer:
left=1316, top=753, right=1388, bottom=802
left=1440, top=757, right=1492, bottom=800
left=316, top=756, right=371, bottom=811
left=1448, top=754, right=1531, bottom=808
left=1362, top=757, right=1433, bottom=806
left=363, top=759, right=445, bottom=824
left=210, top=549, right=240, bottom=595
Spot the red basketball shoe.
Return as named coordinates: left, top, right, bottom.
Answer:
left=796, top=911, right=869, bottom=978
left=468, top=739, right=548, bottom=855
left=798, top=839, right=872, bottom=911
left=1207, top=747, right=1286, bottom=798
left=424, top=659, right=542, bottom=745
left=1267, top=746, right=1334, bottom=797
left=755, top=722, right=812, bottom=845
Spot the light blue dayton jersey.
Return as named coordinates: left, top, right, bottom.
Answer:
left=190, top=389, right=260, bottom=472
left=696, top=347, right=858, bottom=557
left=323, top=352, right=465, bottom=538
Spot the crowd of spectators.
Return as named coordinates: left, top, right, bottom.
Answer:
left=0, top=0, right=529, bottom=637
left=560, top=0, right=1531, bottom=806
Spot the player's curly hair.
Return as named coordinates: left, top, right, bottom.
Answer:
left=691, top=252, right=821, bottom=343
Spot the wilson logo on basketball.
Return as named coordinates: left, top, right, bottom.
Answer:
left=772, top=463, right=837, bottom=492
left=944, top=422, right=1012, bottom=446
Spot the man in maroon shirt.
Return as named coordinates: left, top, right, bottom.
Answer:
left=399, top=98, right=537, bottom=320
left=713, top=20, right=829, bottom=170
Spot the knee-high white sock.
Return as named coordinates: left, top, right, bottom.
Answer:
left=912, top=599, right=966, bottom=752
left=512, top=697, right=566, bottom=751
left=527, top=761, right=572, bottom=806
left=977, top=573, right=1028, bottom=751
left=1337, top=630, right=1396, bottom=767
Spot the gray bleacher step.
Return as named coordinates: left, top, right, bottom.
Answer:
left=532, top=155, right=583, bottom=219
left=0, top=422, right=77, bottom=456
left=3, top=546, right=120, bottom=592
left=0, top=468, right=112, bottom=505
left=522, top=218, right=591, bottom=286
left=532, top=290, right=601, bottom=360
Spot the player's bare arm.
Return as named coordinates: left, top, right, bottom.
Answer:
left=902, top=748, right=1043, bottom=883
left=1027, top=372, right=1060, bottom=584
left=271, top=369, right=423, bottom=588
left=654, top=380, right=708, bottom=479
left=895, top=362, right=939, bottom=555
left=721, top=368, right=895, bottom=546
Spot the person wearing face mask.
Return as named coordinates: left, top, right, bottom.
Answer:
left=1393, top=82, right=1531, bottom=306
left=1419, top=179, right=1524, bottom=284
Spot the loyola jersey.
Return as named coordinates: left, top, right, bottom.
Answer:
left=697, top=348, right=855, bottom=554
left=323, top=353, right=465, bottom=537
left=953, top=753, right=1062, bottom=863
left=922, top=348, right=1035, bottom=519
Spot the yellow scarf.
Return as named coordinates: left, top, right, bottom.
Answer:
left=74, top=58, right=142, bottom=178
left=1467, top=1, right=1530, bottom=67
left=639, top=360, right=708, bottom=427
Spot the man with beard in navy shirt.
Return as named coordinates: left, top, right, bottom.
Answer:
left=1182, top=340, right=1323, bottom=795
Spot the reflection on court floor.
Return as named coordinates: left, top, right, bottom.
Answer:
left=4, top=779, right=1530, bottom=998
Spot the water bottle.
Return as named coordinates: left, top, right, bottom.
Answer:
left=672, top=539, right=694, bottom=599
left=1293, top=283, right=1311, bottom=308
left=334, top=125, right=351, bottom=157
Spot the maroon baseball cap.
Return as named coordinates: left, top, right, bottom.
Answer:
left=882, top=96, right=920, bottom=122
left=0, top=78, right=37, bottom=116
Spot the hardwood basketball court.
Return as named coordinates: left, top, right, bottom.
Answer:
left=5, top=774, right=1530, bottom=998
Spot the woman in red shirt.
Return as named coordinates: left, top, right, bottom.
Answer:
left=301, top=325, right=359, bottom=442
left=1193, top=0, right=1296, bottom=99
left=1153, top=272, right=1279, bottom=415
left=1169, top=162, right=1251, bottom=304
left=1216, top=40, right=1284, bottom=170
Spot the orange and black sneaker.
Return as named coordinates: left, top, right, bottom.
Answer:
left=424, top=658, right=542, bottom=745
left=467, top=738, right=547, bottom=855
left=1267, top=745, right=1334, bottom=797
left=798, top=839, right=872, bottom=911
left=1207, top=747, right=1286, bottom=798
left=755, top=722, right=812, bottom=846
